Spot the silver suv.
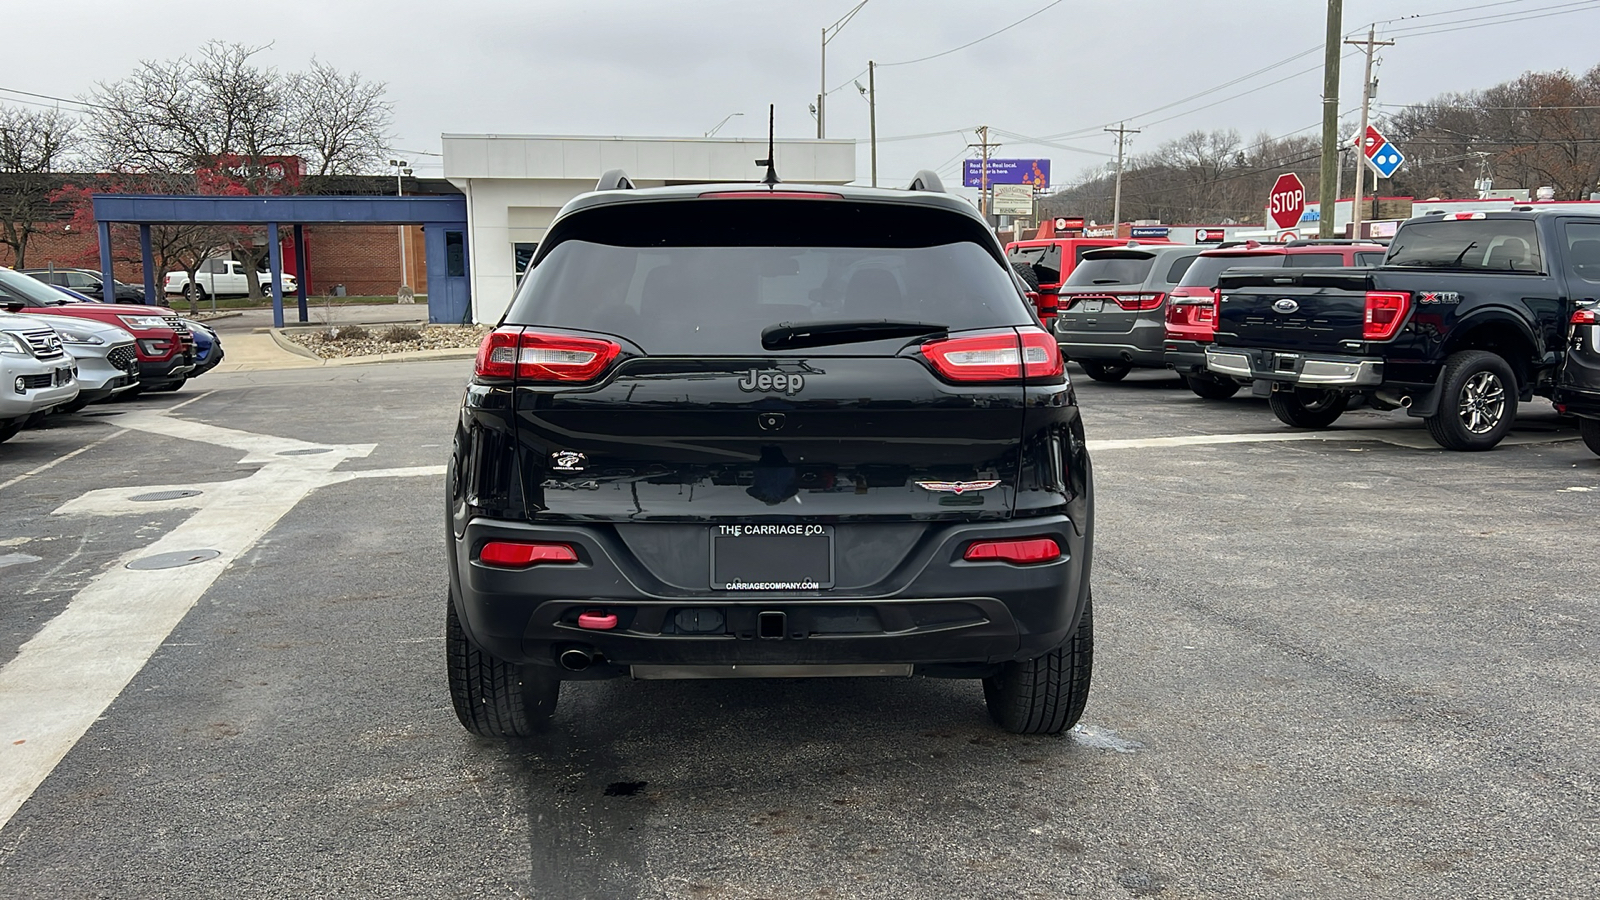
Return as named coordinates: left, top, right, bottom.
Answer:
left=0, top=313, right=79, bottom=443
left=1053, top=243, right=1203, bottom=382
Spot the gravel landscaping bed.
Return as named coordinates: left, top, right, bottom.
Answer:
left=281, top=324, right=489, bottom=359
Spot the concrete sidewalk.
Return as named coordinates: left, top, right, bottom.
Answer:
left=207, top=332, right=475, bottom=373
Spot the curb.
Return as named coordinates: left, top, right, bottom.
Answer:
left=268, top=329, right=322, bottom=360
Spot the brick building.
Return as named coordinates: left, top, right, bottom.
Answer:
left=0, top=175, right=457, bottom=299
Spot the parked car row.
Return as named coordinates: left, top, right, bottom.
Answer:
left=0, top=267, right=223, bottom=443
left=1014, top=209, right=1600, bottom=456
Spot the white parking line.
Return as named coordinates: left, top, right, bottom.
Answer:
left=0, top=412, right=437, bottom=830
left=0, top=429, right=130, bottom=494
left=1088, top=429, right=1577, bottom=452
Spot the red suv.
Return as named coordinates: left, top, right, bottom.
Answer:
left=1165, top=240, right=1387, bottom=399
left=1007, top=236, right=1173, bottom=324
left=0, top=267, right=196, bottom=393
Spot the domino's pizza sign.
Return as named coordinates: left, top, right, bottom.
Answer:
left=1361, top=125, right=1405, bottom=179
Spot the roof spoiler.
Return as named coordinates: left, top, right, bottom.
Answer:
left=595, top=169, right=635, bottom=192
left=907, top=170, right=945, bottom=193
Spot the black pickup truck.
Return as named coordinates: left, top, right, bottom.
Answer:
left=1206, top=209, right=1595, bottom=450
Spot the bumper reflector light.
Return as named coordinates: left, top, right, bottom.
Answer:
left=479, top=541, right=579, bottom=568
left=963, top=537, right=1061, bottom=564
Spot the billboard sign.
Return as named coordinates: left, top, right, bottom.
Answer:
left=1129, top=226, right=1170, bottom=239
left=1194, top=228, right=1225, bottom=243
left=964, top=158, right=1051, bottom=188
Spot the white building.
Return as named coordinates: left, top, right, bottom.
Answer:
left=442, top=134, right=856, bottom=323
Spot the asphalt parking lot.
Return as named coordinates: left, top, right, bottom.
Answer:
left=1, top=361, right=1596, bottom=899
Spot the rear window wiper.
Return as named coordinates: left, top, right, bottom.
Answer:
left=761, top=319, right=947, bottom=351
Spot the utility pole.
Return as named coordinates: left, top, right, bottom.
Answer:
left=1318, top=0, right=1342, bottom=239
left=969, top=126, right=999, bottom=222
left=1106, top=122, right=1139, bottom=231
left=819, top=28, right=827, bottom=139
left=868, top=61, right=876, bottom=187
left=1347, top=25, right=1394, bottom=240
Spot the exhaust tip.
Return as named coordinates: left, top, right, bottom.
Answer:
left=1400, top=395, right=1413, bottom=409
left=559, top=648, right=593, bottom=671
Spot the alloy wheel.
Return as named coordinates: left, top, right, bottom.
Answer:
left=1458, top=371, right=1506, bottom=434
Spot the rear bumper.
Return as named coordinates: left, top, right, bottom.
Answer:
left=1163, top=339, right=1210, bottom=376
left=1056, top=315, right=1167, bottom=367
left=451, top=515, right=1090, bottom=676
left=1206, top=347, right=1384, bottom=387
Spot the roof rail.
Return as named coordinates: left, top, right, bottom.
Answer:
left=907, top=170, right=945, bottom=193
left=1211, top=240, right=1263, bottom=250
left=595, top=169, right=635, bottom=192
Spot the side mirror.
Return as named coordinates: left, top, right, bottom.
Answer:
left=3, top=300, right=24, bottom=313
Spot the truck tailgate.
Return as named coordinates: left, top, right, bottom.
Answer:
left=1215, top=267, right=1373, bottom=353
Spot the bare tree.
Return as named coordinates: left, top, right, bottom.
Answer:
left=287, top=59, right=393, bottom=177
left=85, top=42, right=390, bottom=297
left=0, top=105, right=79, bottom=268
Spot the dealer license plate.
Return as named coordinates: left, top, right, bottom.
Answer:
left=711, top=524, right=833, bottom=590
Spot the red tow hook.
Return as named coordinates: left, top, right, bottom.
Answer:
left=577, top=611, right=618, bottom=630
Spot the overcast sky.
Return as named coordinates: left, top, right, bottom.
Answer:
left=7, top=0, right=1600, bottom=201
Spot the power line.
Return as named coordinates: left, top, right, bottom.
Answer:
left=1385, top=0, right=1600, bottom=36
left=0, top=86, right=104, bottom=112
left=827, top=0, right=1067, bottom=94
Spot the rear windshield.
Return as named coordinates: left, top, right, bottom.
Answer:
left=1007, top=244, right=1063, bottom=284
left=1290, top=252, right=1344, bottom=267
left=1065, top=252, right=1156, bottom=286
left=1386, top=219, right=1543, bottom=273
left=509, top=201, right=1025, bottom=355
left=0, top=268, right=71, bottom=306
left=1175, top=253, right=1285, bottom=288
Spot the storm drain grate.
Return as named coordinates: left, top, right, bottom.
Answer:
left=126, top=549, right=222, bottom=570
left=130, top=489, right=203, bottom=502
left=277, top=448, right=333, bottom=456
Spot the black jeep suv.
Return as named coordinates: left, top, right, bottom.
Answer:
left=446, top=170, right=1095, bottom=736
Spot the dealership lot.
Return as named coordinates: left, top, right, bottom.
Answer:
left=0, top=361, right=1596, bottom=898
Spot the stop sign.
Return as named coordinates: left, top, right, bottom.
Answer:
left=1267, top=173, right=1306, bottom=230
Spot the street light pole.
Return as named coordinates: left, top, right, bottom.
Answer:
left=388, top=159, right=412, bottom=290
left=818, top=0, right=870, bottom=140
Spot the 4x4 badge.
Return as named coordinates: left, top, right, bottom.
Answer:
left=550, top=450, right=587, bottom=472
left=738, top=369, right=804, bottom=395
left=916, top=480, right=1002, bottom=495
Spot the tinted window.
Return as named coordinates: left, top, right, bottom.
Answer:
left=1562, top=222, right=1600, bottom=285
left=1065, top=252, right=1156, bottom=286
left=1007, top=244, right=1063, bottom=284
left=0, top=268, right=70, bottom=306
left=1355, top=252, right=1385, bottom=266
left=1291, top=253, right=1344, bottom=267
left=1175, top=253, right=1285, bottom=288
left=513, top=240, right=1020, bottom=355
left=1387, top=219, right=1543, bottom=272
left=1164, top=255, right=1198, bottom=283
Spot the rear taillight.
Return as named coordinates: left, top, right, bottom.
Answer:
left=1034, top=291, right=1059, bottom=320
left=1363, top=291, right=1411, bottom=341
left=1113, top=292, right=1167, bottom=311
left=1572, top=308, right=1597, bottom=326
left=479, top=541, right=579, bottom=568
left=474, top=327, right=622, bottom=383
left=1165, top=296, right=1218, bottom=332
left=920, top=328, right=1061, bottom=382
left=964, top=537, right=1061, bottom=564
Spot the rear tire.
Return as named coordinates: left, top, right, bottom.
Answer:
left=984, top=592, right=1093, bottom=735
left=1269, top=387, right=1347, bottom=428
left=185, top=283, right=208, bottom=303
left=1424, top=350, right=1517, bottom=451
left=0, top=418, right=21, bottom=444
left=1185, top=373, right=1241, bottom=400
left=447, top=590, right=559, bottom=737
left=1581, top=417, right=1600, bottom=457
left=1079, top=361, right=1131, bottom=383
left=1010, top=262, right=1041, bottom=293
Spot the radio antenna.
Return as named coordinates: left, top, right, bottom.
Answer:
left=755, top=104, right=780, bottom=185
